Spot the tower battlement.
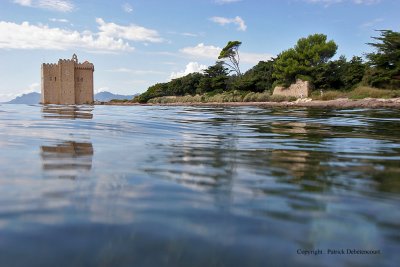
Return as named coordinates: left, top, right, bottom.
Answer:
left=41, top=54, right=94, bottom=105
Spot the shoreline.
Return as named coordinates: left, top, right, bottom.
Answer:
left=103, top=98, right=400, bottom=109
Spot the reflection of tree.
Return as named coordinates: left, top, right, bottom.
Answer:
left=42, top=105, right=93, bottom=119
left=41, top=141, right=93, bottom=179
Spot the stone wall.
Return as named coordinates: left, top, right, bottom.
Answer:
left=59, top=60, right=75, bottom=105
left=41, top=64, right=60, bottom=104
left=41, top=55, right=94, bottom=105
left=273, top=79, right=312, bottom=98
left=75, top=68, right=94, bottom=104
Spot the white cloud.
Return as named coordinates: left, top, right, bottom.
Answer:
left=0, top=20, right=131, bottom=51
left=361, top=18, right=384, bottom=28
left=170, top=62, right=207, bottom=80
left=180, top=43, right=221, bottom=59
left=182, top=32, right=198, bottom=37
left=13, top=0, right=32, bottom=6
left=28, top=82, right=40, bottom=92
left=354, top=0, right=381, bottom=3
left=94, top=87, right=110, bottom=94
left=215, top=0, right=242, bottom=4
left=0, top=18, right=163, bottom=52
left=13, top=0, right=74, bottom=12
left=0, top=82, right=40, bottom=102
left=210, top=16, right=247, bottom=31
left=122, top=3, right=133, bottom=13
left=96, top=18, right=163, bottom=43
left=107, top=68, right=165, bottom=75
left=304, top=0, right=381, bottom=5
left=180, top=43, right=273, bottom=64
left=240, top=52, right=274, bottom=64
left=49, top=18, right=69, bottom=23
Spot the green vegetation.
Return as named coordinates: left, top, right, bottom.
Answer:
left=147, top=91, right=296, bottom=104
left=273, top=33, right=338, bottom=87
left=311, top=86, right=400, bottom=100
left=134, top=30, right=400, bottom=104
left=218, top=41, right=242, bottom=76
left=364, top=30, right=400, bottom=89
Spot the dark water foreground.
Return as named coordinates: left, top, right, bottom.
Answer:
left=0, top=104, right=399, bottom=267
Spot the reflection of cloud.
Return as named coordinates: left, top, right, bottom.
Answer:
left=41, top=141, right=93, bottom=180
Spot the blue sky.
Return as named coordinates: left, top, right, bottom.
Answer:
left=0, top=0, right=399, bottom=101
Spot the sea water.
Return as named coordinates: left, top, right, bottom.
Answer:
left=0, top=104, right=399, bottom=267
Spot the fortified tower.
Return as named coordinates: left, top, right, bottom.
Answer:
left=41, top=54, right=94, bottom=104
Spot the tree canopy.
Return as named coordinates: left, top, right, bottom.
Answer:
left=365, top=30, right=400, bottom=89
left=273, top=34, right=338, bottom=86
left=218, top=41, right=242, bottom=76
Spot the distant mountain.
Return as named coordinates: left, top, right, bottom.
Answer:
left=4, top=91, right=135, bottom=104
left=6, top=92, right=41, bottom=104
left=94, top=91, right=135, bottom=102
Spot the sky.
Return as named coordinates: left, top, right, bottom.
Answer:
left=0, top=0, right=399, bottom=101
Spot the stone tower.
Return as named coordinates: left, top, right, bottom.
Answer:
left=41, top=54, right=94, bottom=104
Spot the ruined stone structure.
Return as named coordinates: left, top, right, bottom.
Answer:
left=41, top=54, right=94, bottom=104
left=273, top=79, right=312, bottom=98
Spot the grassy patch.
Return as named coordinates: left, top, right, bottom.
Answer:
left=348, top=86, right=400, bottom=99
left=147, top=91, right=297, bottom=104
left=109, top=99, right=131, bottom=103
left=311, top=90, right=347, bottom=100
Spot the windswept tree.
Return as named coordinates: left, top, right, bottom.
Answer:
left=218, top=41, right=242, bottom=76
left=365, top=30, right=400, bottom=89
left=273, top=34, right=338, bottom=86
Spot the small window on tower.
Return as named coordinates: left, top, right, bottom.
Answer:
left=54, top=77, right=56, bottom=81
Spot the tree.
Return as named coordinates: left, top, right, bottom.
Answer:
left=197, top=62, right=229, bottom=94
left=218, top=41, right=242, bottom=76
left=273, top=34, right=338, bottom=86
left=313, top=56, right=346, bottom=90
left=136, top=82, right=168, bottom=103
left=232, top=60, right=276, bottom=92
left=365, top=30, right=400, bottom=89
left=342, top=56, right=365, bottom=89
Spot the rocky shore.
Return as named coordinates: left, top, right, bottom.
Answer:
left=102, top=98, right=400, bottom=108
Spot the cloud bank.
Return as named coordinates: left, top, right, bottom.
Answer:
left=0, top=18, right=162, bottom=52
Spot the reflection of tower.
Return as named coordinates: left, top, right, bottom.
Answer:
left=41, top=141, right=93, bottom=179
left=42, top=105, right=93, bottom=119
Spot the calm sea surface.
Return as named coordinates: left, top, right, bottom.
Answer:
left=0, top=104, right=399, bottom=267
